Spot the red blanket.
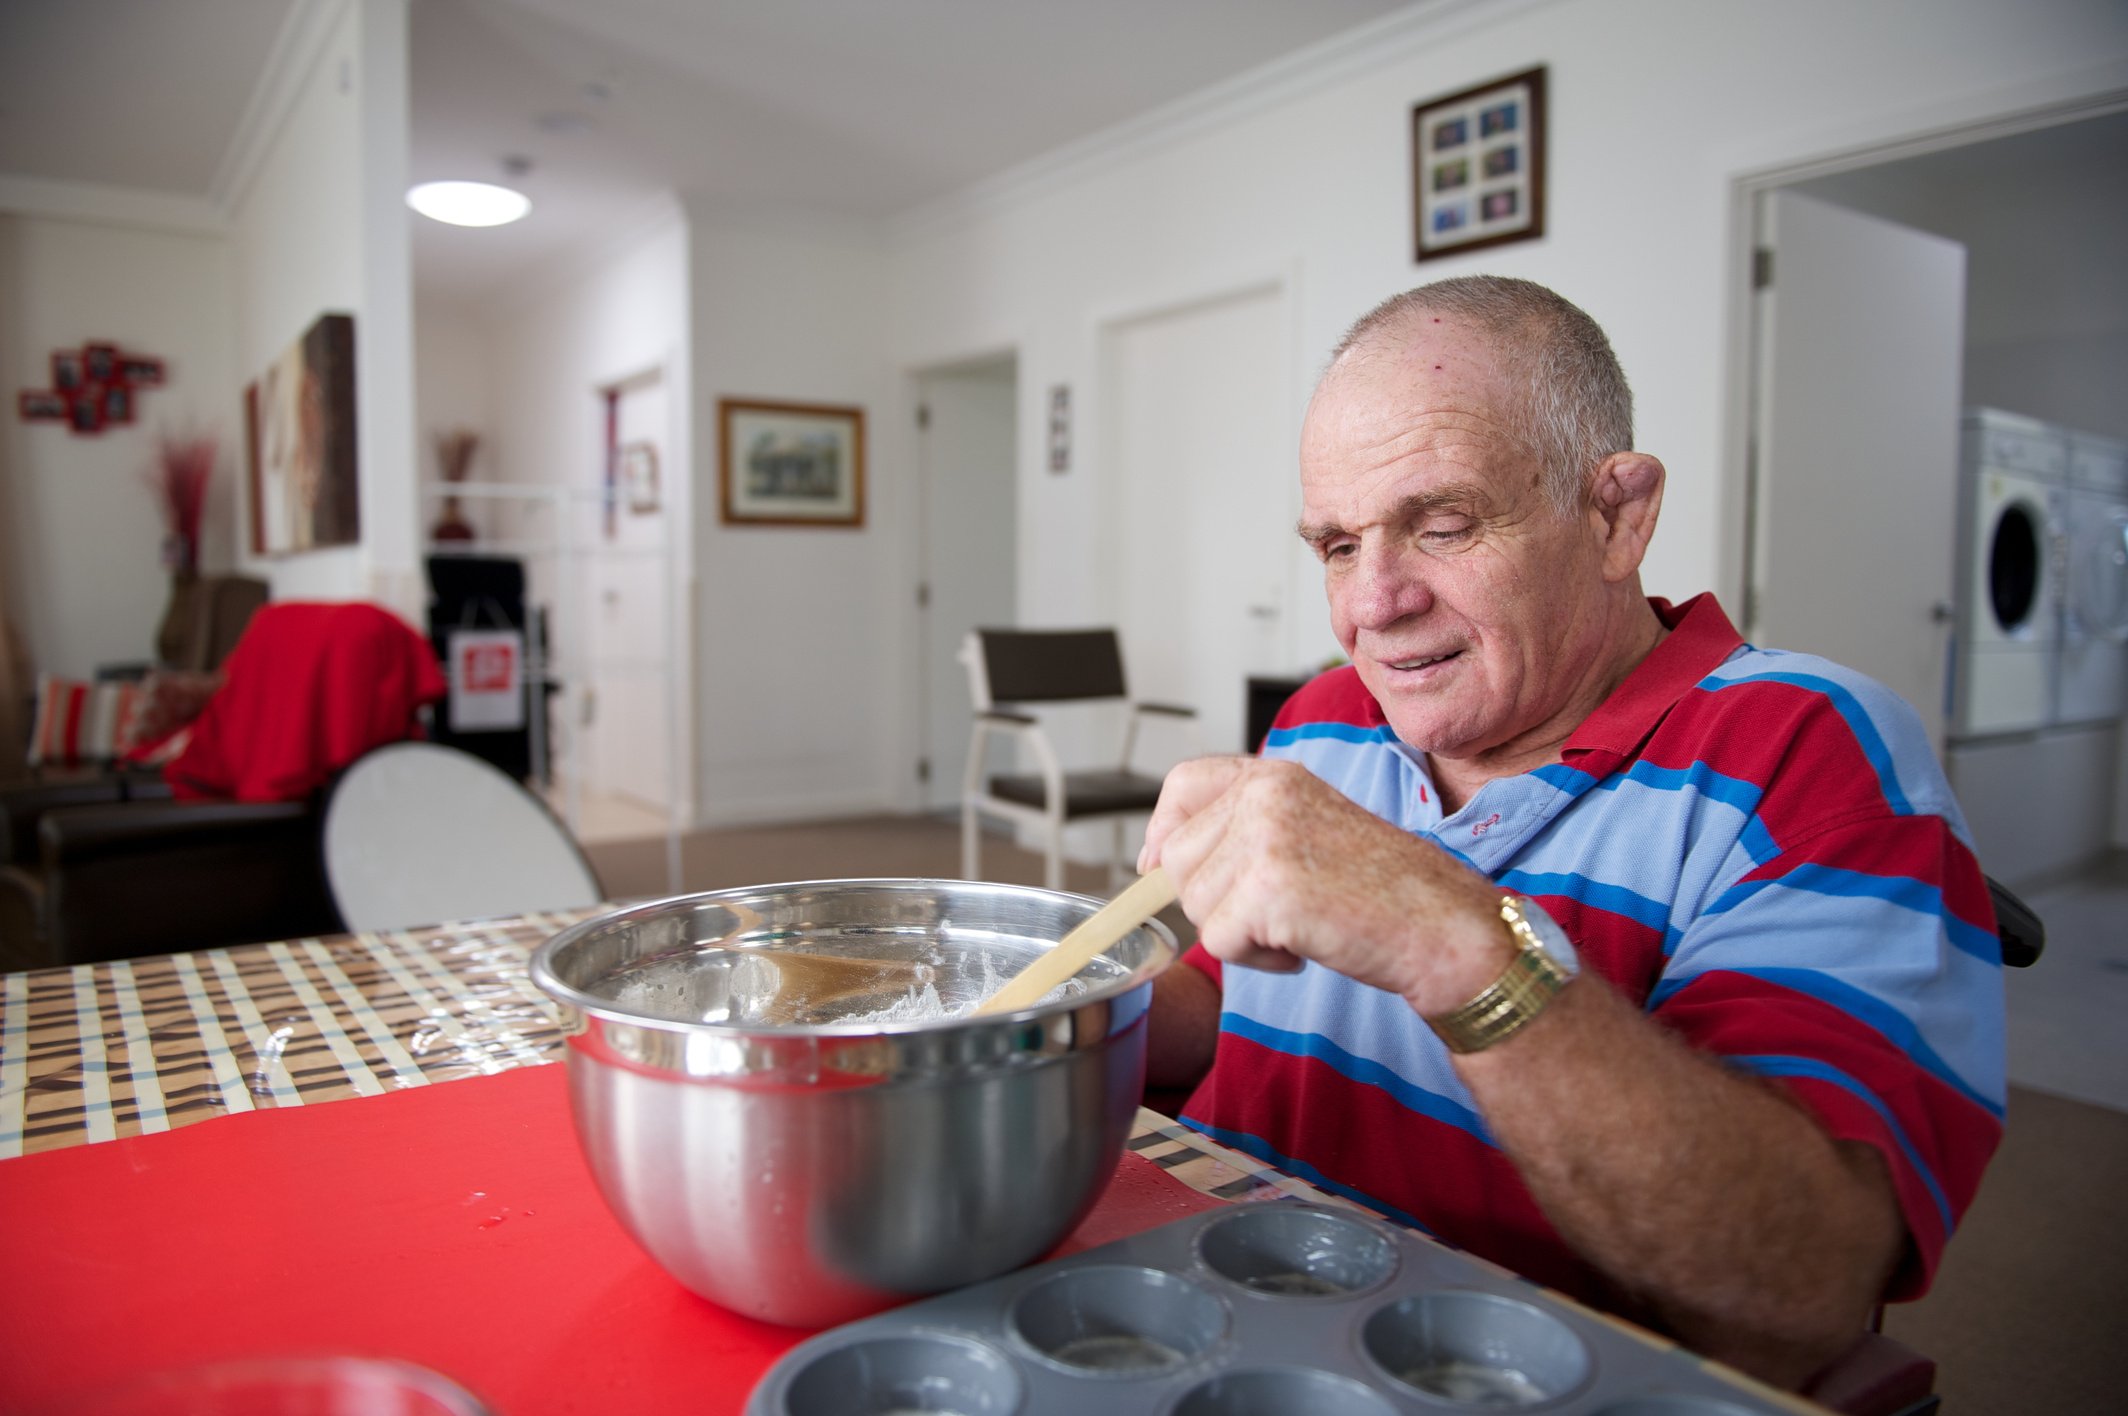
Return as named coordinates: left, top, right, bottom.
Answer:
left=166, top=602, right=448, bottom=802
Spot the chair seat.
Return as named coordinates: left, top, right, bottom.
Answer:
left=1801, top=1329, right=1938, bottom=1416
left=987, top=769, right=1165, bottom=818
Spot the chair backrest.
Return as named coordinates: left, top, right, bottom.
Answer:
left=322, top=741, right=602, bottom=931
left=968, top=628, right=1129, bottom=708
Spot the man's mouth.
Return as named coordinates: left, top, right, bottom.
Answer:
left=1384, top=650, right=1461, bottom=671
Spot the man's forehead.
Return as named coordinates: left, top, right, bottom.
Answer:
left=1337, top=306, right=1512, bottom=381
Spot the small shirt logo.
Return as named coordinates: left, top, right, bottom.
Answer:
left=1471, top=812, right=1502, bottom=837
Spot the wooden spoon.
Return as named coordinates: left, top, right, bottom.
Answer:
left=971, top=866, right=1178, bottom=1017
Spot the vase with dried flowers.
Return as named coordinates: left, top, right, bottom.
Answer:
left=433, top=428, right=480, bottom=544
left=147, top=432, right=216, bottom=665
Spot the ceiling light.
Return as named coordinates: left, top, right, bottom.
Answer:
left=406, top=180, right=531, bottom=228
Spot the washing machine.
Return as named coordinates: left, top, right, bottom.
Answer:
left=1950, top=408, right=2065, bottom=739
left=2058, top=430, right=2128, bottom=725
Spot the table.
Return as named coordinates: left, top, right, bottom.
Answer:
left=0, top=914, right=1828, bottom=1416
left=0, top=912, right=1334, bottom=1414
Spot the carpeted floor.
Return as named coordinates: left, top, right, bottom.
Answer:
left=583, top=814, right=2125, bottom=1414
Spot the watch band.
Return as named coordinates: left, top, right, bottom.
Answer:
left=1424, top=894, right=1570, bottom=1054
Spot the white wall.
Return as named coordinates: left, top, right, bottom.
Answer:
left=411, top=302, right=493, bottom=538
left=0, top=214, right=239, bottom=678
left=685, top=204, right=896, bottom=825
left=1798, top=115, right=2128, bottom=441
left=225, top=0, right=415, bottom=615
left=885, top=0, right=2128, bottom=701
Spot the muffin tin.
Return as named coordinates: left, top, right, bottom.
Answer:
left=745, top=1201, right=1816, bottom=1416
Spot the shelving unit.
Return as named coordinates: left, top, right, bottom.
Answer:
left=420, top=480, right=685, bottom=895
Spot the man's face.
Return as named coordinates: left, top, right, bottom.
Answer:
left=1298, top=321, right=1611, bottom=765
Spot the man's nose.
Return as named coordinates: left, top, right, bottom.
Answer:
left=1345, top=542, right=1432, bottom=629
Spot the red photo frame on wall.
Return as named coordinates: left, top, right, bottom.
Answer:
left=19, top=341, right=168, bottom=432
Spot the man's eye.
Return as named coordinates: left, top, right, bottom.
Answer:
left=1422, top=521, right=1476, bottom=543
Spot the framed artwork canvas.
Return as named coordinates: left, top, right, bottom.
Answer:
left=247, top=312, right=359, bottom=555
left=1412, top=66, right=1547, bottom=262
left=718, top=398, right=866, bottom=527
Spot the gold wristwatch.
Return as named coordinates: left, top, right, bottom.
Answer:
left=1424, top=894, right=1572, bottom=1054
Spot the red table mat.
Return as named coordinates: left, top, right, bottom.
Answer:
left=0, top=1062, right=1227, bottom=1414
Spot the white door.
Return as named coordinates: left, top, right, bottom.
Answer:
left=917, top=358, right=1018, bottom=813
left=1750, top=189, right=1967, bottom=750
left=1106, top=284, right=1293, bottom=758
left=590, top=376, right=673, bottom=810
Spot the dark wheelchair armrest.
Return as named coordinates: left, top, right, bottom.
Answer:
left=1987, top=874, right=2044, bottom=968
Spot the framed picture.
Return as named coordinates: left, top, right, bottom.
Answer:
left=17, top=390, right=67, bottom=421
left=119, top=357, right=166, bottom=386
left=246, top=312, right=360, bottom=555
left=622, top=439, right=661, bottom=513
left=718, top=397, right=865, bottom=527
left=67, top=391, right=103, bottom=434
left=1412, top=65, right=1546, bottom=263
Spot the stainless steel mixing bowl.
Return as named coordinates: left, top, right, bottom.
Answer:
left=530, top=878, right=1178, bottom=1328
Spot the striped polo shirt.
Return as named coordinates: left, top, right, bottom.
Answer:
left=1178, top=593, right=2004, bottom=1305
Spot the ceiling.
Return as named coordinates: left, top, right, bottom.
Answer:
left=0, top=0, right=1412, bottom=306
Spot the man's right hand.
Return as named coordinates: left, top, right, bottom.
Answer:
left=1137, top=756, right=1512, bottom=1018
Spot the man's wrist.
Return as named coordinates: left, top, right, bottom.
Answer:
left=1423, top=894, right=1571, bottom=1054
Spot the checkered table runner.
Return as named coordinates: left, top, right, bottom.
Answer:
left=0, top=914, right=1318, bottom=1208
left=0, top=913, right=587, bottom=1158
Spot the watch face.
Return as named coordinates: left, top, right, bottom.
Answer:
left=1509, top=895, right=1579, bottom=975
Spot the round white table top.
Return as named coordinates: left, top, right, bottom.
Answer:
left=323, top=742, right=602, bottom=932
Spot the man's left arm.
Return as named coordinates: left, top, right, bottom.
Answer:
left=1455, top=964, right=1905, bottom=1387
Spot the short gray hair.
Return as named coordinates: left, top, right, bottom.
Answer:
left=1328, top=276, right=1634, bottom=515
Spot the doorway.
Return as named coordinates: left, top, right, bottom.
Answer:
left=588, top=367, right=676, bottom=815
left=1737, top=104, right=2128, bottom=883
left=1102, top=281, right=1297, bottom=759
left=914, top=353, right=1018, bottom=814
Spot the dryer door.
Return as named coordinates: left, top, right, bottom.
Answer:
left=2069, top=507, right=2128, bottom=643
left=1987, top=496, right=2047, bottom=636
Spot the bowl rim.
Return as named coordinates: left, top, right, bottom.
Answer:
left=530, top=876, right=1180, bottom=1035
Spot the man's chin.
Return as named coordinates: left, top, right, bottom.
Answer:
left=1379, top=710, right=1486, bottom=759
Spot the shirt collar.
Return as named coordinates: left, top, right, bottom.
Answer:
left=1560, top=593, right=1744, bottom=771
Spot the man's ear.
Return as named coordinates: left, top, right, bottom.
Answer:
left=1588, top=451, right=1664, bottom=582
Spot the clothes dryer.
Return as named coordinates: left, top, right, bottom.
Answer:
left=2059, top=430, right=2128, bottom=725
left=1950, top=408, right=2065, bottom=739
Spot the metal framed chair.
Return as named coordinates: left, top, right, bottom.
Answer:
left=960, top=627, right=1196, bottom=890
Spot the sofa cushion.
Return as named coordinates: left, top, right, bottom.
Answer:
left=27, top=675, right=142, bottom=769
left=117, top=669, right=221, bottom=765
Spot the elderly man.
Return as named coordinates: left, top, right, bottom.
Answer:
left=1139, top=276, right=2003, bottom=1390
